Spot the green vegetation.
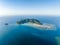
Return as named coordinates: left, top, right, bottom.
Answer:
left=16, top=19, right=42, bottom=25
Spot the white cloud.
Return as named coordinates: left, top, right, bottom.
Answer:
left=0, top=0, right=60, bottom=17
left=0, top=7, right=60, bottom=17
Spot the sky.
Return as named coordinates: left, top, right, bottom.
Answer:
left=0, top=0, right=60, bottom=16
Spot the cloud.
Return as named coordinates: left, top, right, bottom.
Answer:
left=0, top=7, right=60, bottom=16
left=0, top=0, right=60, bottom=16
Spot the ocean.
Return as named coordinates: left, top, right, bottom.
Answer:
left=0, top=16, right=60, bottom=45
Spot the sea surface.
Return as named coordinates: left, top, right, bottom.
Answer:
left=0, top=16, right=60, bottom=45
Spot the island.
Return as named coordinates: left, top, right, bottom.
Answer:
left=5, top=23, right=8, bottom=25
left=16, top=19, right=42, bottom=25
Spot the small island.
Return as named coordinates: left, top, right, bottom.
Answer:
left=16, top=19, right=42, bottom=25
left=5, top=23, right=8, bottom=25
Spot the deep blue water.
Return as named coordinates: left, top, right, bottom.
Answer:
left=0, top=16, right=60, bottom=45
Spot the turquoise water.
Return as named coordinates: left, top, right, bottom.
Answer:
left=0, top=16, right=60, bottom=45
